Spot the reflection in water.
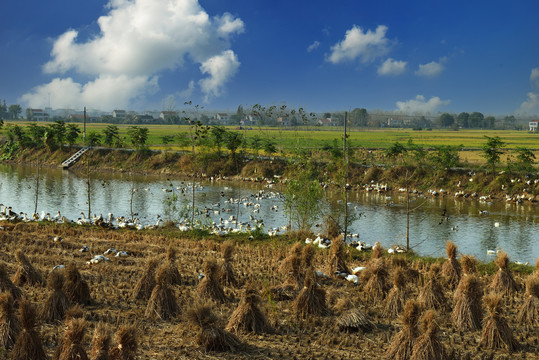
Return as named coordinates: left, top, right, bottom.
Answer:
left=0, top=164, right=537, bottom=264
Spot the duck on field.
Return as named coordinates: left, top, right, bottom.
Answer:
left=54, top=211, right=62, bottom=222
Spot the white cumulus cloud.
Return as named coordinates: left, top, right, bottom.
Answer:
left=327, top=25, right=391, bottom=64
left=395, top=95, right=450, bottom=114
left=378, top=58, right=407, bottom=75
left=415, top=58, right=446, bottom=77
left=22, top=0, right=244, bottom=110
left=531, top=68, right=539, bottom=87
left=199, top=50, right=240, bottom=102
left=519, top=92, right=539, bottom=115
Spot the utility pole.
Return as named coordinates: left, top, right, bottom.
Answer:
left=83, top=107, right=86, bottom=144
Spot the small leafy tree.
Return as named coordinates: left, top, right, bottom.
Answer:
left=385, top=141, right=407, bottom=164
left=251, top=135, right=262, bottom=159
left=50, top=120, right=67, bottom=148
left=86, top=131, right=102, bottom=147
left=225, top=131, right=243, bottom=162
left=430, top=145, right=462, bottom=170
left=8, top=104, right=22, bottom=120
left=283, top=167, right=324, bottom=232
left=65, top=123, right=81, bottom=149
left=27, top=123, right=45, bottom=147
left=481, top=136, right=505, bottom=173
left=210, top=126, right=227, bottom=156
left=127, top=126, right=149, bottom=152
left=512, top=147, right=536, bottom=173
left=263, top=139, right=277, bottom=156
left=161, top=135, right=175, bottom=145
left=406, top=139, right=427, bottom=166
left=103, top=125, right=121, bottom=147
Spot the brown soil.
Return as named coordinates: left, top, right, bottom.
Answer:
left=0, top=222, right=536, bottom=359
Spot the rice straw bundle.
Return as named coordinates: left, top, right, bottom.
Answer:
left=371, top=242, right=384, bottom=260
left=132, top=257, right=158, bottom=300
left=336, top=305, right=375, bottom=333
left=328, top=235, right=350, bottom=276
left=461, top=255, right=477, bottom=276
left=187, top=304, right=243, bottom=352
left=385, top=300, right=421, bottom=360
left=11, top=299, right=47, bottom=360
left=0, top=292, right=21, bottom=350
left=161, top=246, right=182, bottom=286
left=219, top=241, right=237, bottom=287
left=490, top=251, right=518, bottom=294
left=479, top=294, right=519, bottom=351
left=91, top=322, right=111, bottom=360
left=40, top=270, right=70, bottom=323
left=364, top=258, right=390, bottom=301
left=0, top=262, right=22, bottom=301
left=302, top=244, right=316, bottom=269
left=410, top=310, right=446, bottom=360
left=293, top=269, right=329, bottom=318
left=109, top=325, right=138, bottom=360
left=226, top=286, right=272, bottom=334
left=418, top=263, right=446, bottom=311
left=63, top=263, right=91, bottom=305
left=383, top=268, right=408, bottom=318
left=516, top=276, right=539, bottom=325
left=451, top=275, right=483, bottom=331
left=197, top=258, right=227, bottom=303
left=12, top=249, right=43, bottom=286
left=145, top=264, right=179, bottom=320
left=441, top=241, right=461, bottom=289
left=56, top=318, right=89, bottom=360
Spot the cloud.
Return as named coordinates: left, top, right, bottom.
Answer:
left=307, top=41, right=320, bottom=52
left=178, top=80, right=195, bottom=99
left=199, top=50, right=240, bottom=102
left=415, top=57, right=446, bottom=77
left=531, top=68, right=539, bottom=88
left=20, top=76, right=158, bottom=110
left=327, top=25, right=391, bottom=64
left=378, top=58, right=407, bottom=75
left=519, top=92, right=539, bottom=114
left=22, top=0, right=244, bottom=110
left=395, top=95, right=450, bottom=114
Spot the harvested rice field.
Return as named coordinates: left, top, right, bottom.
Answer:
left=0, top=222, right=537, bottom=359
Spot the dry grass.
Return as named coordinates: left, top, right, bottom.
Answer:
left=517, top=276, right=539, bottom=325
left=294, top=269, right=329, bottom=318
left=220, top=241, right=238, bottom=287
left=12, top=249, right=43, bottom=286
left=56, top=318, right=89, bottom=360
left=364, top=258, right=390, bottom=301
left=385, top=299, right=421, bottom=360
left=187, top=304, right=243, bottom=352
left=418, top=264, right=446, bottom=311
left=226, top=286, right=272, bottom=334
left=479, top=294, right=519, bottom=351
left=144, top=264, right=180, bottom=320
left=442, top=241, right=461, bottom=289
left=11, top=299, right=47, bottom=360
left=109, top=325, right=137, bottom=360
left=410, top=310, right=446, bottom=360
left=40, top=270, right=70, bottom=323
left=63, top=262, right=91, bottom=305
left=490, top=251, right=519, bottom=294
left=91, top=322, right=111, bottom=360
left=197, top=257, right=227, bottom=303
left=336, top=307, right=375, bottom=333
left=0, top=292, right=20, bottom=350
left=131, top=257, right=158, bottom=300
left=383, top=268, right=408, bottom=318
left=0, top=262, right=22, bottom=301
left=452, top=275, right=484, bottom=331
left=327, top=235, right=349, bottom=276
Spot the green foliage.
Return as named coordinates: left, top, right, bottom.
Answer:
left=251, top=135, right=262, bottom=158
left=27, top=123, right=45, bottom=147
left=510, top=147, right=536, bottom=173
left=283, top=167, right=324, bottom=231
left=385, top=141, right=407, bottom=163
left=50, top=120, right=66, bottom=147
left=161, top=135, right=175, bottom=145
left=263, top=139, right=277, bottom=156
left=322, top=138, right=343, bottom=159
left=127, top=126, right=149, bottom=151
left=8, top=104, right=22, bottom=119
left=430, top=144, right=462, bottom=170
left=406, top=139, right=426, bottom=165
left=225, top=131, right=243, bottom=160
left=65, top=123, right=81, bottom=148
left=439, top=113, right=455, bottom=128
left=210, top=126, right=226, bottom=155
left=103, top=125, right=121, bottom=147
left=481, top=135, right=505, bottom=173
left=86, top=131, right=102, bottom=147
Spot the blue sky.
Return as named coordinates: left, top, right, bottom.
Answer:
left=1, top=0, right=538, bottom=116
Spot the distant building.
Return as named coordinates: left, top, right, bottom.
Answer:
left=68, top=114, right=98, bottom=122
left=529, top=120, right=539, bottom=131
left=28, top=109, right=49, bottom=121
left=112, top=110, right=126, bottom=119
left=136, top=114, right=155, bottom=122
left=386, top=118, right=403, bottom=127
left=277, top=117, right=291, bottom=126
left=215, top=113, right=229, bottom=124
left=159, top=111, right=179, bottom=120
left=317, top=118, right=332, bottom=126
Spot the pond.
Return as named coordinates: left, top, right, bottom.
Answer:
left=0, top=164, right=537, bottom=264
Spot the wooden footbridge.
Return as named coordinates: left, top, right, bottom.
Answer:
left=61, top=147, right=89, bottom=169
